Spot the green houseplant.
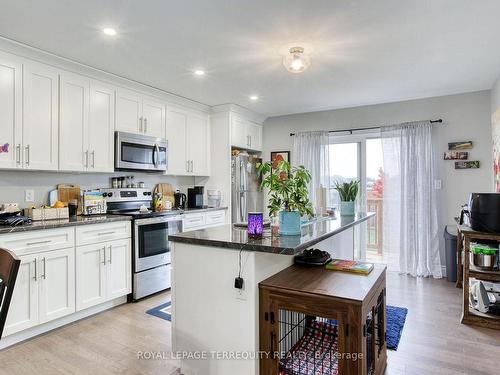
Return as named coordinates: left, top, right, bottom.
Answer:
left=334, top=180, right=360, bottom=216
left=257, top=160, right=314, bottom=235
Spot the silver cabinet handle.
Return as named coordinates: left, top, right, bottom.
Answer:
left=97, top=231, right=115, bottom=236
left=16, top=144, right=21, bottom=165
left=85, top=150, right=89, bottom=168
left=249, top=135, right=252, bottom=148
left=27, top=240, right=51, bottom=246
left=144, top=118, right=148, bottom=133
left=139, top=117, right=143, bottom=132
left=191, top=160, right=194, bottom=173
left=33, top=258, right=38, bottom=281
left=91, top=150, right=95, bottom=168
left=108, top=245, right=112, bottom=264
left=102, top=247, right=106, bottom=265
left=25, top=145, right=30, bottom=166
left=42, top=257, right=46, bottom=279
left=186, top=160, right=190, bottom=173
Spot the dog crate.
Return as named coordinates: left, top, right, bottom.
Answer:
left=259, top=264, right=387, bottom=375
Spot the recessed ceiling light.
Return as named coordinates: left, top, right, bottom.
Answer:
left=103, top=27, right=117, bottom=36
left=194, top=70, right=205, bottom=76
left=249, top=95, right=259, bottom=101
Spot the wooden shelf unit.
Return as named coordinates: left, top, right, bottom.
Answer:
left=259, top=264, right=387, bottom=375
left=456, top=225, right=500, bottom=330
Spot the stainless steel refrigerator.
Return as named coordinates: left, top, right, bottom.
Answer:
left=231, top=153, right=264, bottom=224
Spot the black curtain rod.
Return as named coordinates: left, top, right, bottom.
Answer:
left=289, top=119, right=443, bottom=136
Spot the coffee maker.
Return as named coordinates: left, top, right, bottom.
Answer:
left=187, top=186, right=204, bottom=209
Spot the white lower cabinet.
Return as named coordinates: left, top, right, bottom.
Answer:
left=2, top=247, right=75, bottom=336
left=76, top=238, right=131, bottom=311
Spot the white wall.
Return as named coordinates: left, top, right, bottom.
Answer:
left=0, top=170, right=203, bottom=208
left=491, top=74, right=500, bottom=114
left=263, top=91, right=493, bottom=262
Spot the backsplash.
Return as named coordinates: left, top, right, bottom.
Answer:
left=0, top=170, right=208, bottom=208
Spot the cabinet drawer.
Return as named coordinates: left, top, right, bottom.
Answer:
left=205, top=210, right=226, bottom=226
left=76, top=221, right=131, bottom=245
left=182, top=213, right=206, bottom=230
left=0, top=228, right=74, bottom=256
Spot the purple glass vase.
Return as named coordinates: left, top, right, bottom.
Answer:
left=247, top=212, right=264, bottom=237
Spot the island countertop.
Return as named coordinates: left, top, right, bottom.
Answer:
left=169, top=212, right=375, bottom=255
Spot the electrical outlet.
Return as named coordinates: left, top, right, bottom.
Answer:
left=434, top=179, right=442, bottom=190
left=25, top=189, right=35, bottom=202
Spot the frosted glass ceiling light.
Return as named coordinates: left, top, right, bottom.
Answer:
left=283, top=46, right=310, bottom=73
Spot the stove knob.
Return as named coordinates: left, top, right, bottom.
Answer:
left=102, top=193, right=107, bottom=197
left=147, top=192, right=152, bottom=196
left=143, top=192, right=148, bottom=196
left=108, top=192, right=113, bottom=197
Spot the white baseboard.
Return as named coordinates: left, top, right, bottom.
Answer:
left=0, top=296, right=127, bottom=350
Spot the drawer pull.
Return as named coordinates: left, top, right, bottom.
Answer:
left=33, top=258, right=37, bottom=281
left=97, top=231, right=115, bottom=236
left=27, top=240, right=51, bottom=246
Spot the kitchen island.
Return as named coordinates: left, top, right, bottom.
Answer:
left=169, top=213, right=374, bottom=375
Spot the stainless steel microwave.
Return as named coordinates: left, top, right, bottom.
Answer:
left=115, top=131, right=167, bottom=172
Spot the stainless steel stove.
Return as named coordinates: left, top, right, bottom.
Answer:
left=101, top=188, right=183, bottom=300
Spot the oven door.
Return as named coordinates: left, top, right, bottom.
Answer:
left=115, top=131, right=167, bottom=171
left=134, top=216, right=182, bottom=272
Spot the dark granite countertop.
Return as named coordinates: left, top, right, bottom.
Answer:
left=0, top=215, right=131, bottom=235
left=169, top=212, right=375, bottom=255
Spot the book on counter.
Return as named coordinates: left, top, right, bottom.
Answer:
left=325, top=259, right=374, bottom=275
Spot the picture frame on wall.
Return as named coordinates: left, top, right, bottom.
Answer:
left=444, top=151, right=468, bottom=160
left=270, top=151, right=290, bottom=169
left=455, top=160, right=480, bottom=169
left=448, top=141, right=473, bottom=150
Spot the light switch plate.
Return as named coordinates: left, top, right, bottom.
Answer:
left=25, top=189, right=35, bottom=202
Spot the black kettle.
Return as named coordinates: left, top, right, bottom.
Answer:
left=174, top=190, right=187, bottom=209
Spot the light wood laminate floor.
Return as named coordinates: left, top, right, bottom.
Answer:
left=1, top=272, right=499, bottom=374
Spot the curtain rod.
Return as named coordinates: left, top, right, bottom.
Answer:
left=289, top=119, right=443, bottom=137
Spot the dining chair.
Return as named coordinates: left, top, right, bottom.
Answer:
left=0, top=248, right=20, bottom=339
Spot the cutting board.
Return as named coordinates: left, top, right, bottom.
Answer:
left=154, top=183, right=175, bottom=206
left=57, top=184, right=81, bottom=214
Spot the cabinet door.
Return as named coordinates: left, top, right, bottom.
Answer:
left=59, top=72, right=89, bottom=171
left=23, top=62, right=59, bottom=170
left=230, top=116, right=248, bottom=149
left=0, top=53, right=22, bottom=169
left=39, top=248, right=75, bottom=323
left=106, top=239, right=131, bottom=300
left=115, top=88, right=142, bottom=134
left=247, top=122, right=262, bottom=151
left=165, top=107, right=188, bottom=175
left=76, top=243, right=107, bottom=311
left=187, top=113, right=210, bottom=176
left=2, top=255, right=38, bottom=337
left=142, top=96, right=165, bottom=138
left=89, top=81, right=115, bottom=172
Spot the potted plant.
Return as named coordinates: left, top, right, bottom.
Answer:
left=257, top=160, right=314, bottom=235
left=334, top=180, right=360, bottom=216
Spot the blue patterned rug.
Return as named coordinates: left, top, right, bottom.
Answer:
left=386, top=305, right=408, bottom=350
left=146, top=301, right=171, bottom=321
left=146, top=301, right=407, bottom=350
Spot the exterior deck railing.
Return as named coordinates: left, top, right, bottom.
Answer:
left=367, top=197, right=383, bottom=254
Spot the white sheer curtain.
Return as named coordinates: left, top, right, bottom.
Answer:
left=292, top=131, right=330, bottom=213
left=381, top=121, right=442, bottom=278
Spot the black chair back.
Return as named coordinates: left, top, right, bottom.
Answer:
left=0, top=248, right=20, bottom=339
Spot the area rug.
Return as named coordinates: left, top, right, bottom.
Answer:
left=386, top=305, right=408, bottom=350
left=146, top=301, right=171, bottom=321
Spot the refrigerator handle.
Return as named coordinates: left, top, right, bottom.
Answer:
left=240, top=191, right=247, bottom=222
left=240, top=160, right=247, bottom=191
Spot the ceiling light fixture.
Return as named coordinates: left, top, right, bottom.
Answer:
left=249, top=95, right=259, bottom=101
left=283, top=46, right=311, bottom=74
left=194, top=70, right=205, bottom=76
left=102, top=27, right=117, bottom=36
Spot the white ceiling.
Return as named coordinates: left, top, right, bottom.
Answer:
left=1, top=0, right=500, bottom=117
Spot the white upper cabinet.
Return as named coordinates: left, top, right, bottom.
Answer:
left=116, top=89, right=165, bottom=137
left=115, top=88, right=142, bottom=134
left=230, top=115, right=262, bottom=152
left=60, top=73, right=115, bottom=172
left=88, top=81, right=115, bottom=172
left=187, top=113, right=210, bottom=176
left=142, top=96, right=166, bottom=138
left=23, top=61, right=59, bottom=170
left=166, top=106, right=188, bottom=175
left=59, top=72, right=89, bottom=172
left=166, top=107, right=210, bottom=176
left=0, top=52, right=22, bottom=169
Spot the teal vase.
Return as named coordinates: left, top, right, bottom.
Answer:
left=340, top=201, right=355, bottom=216
left=279, top=211, right=301, bottom=236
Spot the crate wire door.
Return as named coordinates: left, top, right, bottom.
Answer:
left=260, top=294, right=347, bottom=375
